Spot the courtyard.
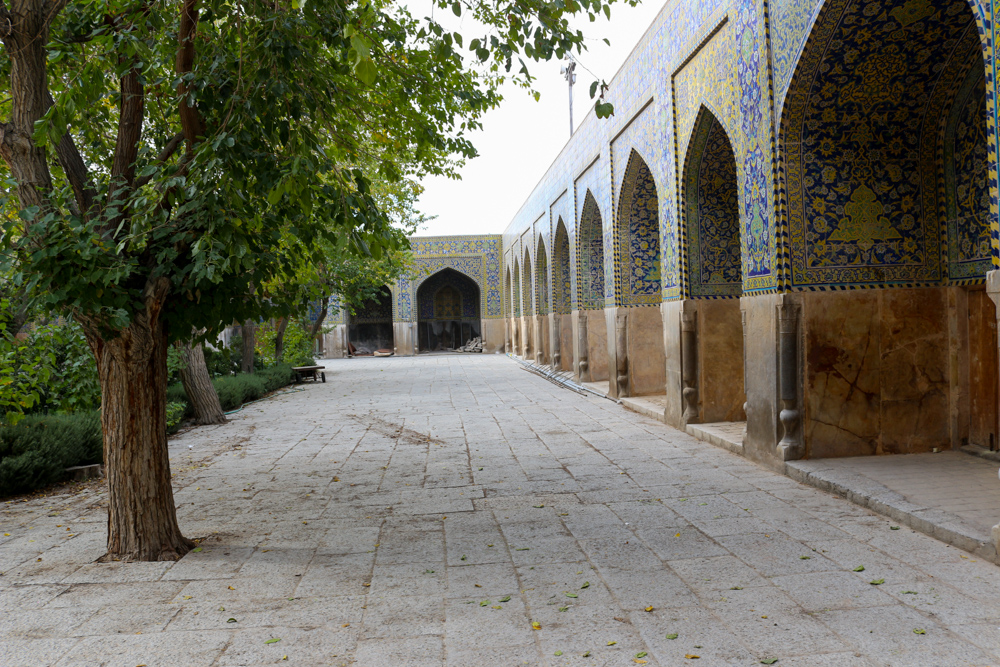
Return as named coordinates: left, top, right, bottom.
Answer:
left=1, top=355, right=998, bottom=666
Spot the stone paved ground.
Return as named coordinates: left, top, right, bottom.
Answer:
left=2, top=355, right=1000, bottom=667
left=806, top=451, right=1000, bottom=537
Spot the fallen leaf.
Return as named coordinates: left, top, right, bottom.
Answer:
left=685, top=655, right=700, bottom=660
left=870, top=579, right=884, bottom=585
left=516, top=547, right=530, bottom=551
left=644, top=606, right=654, bottom=612
left=533, top=504, right=545, bottom=508
left=492, top=605, right=502, bottom=609
left=566, top=592, right=578, bottom=598
left=913, top=628, right=926, bottom=634
left=532, top=621, right=542, bottom=630
left=902, top=590, right=917, bottom=595
left=362, top=582, right=371, bottom=587
left=559, top=606, right=569, bottom=612
left=264, top=638, right=281, bottom=644
left=228, top=586, right=235, bottom=590
left=183, top=596, right=193, bottom=600
left=890, top=526, right=900, bottom=530
left=487, top=544, right=494, bottom=547
left=852, top=566, right=865, bottom=572
left=636, top=652, right=648, bottom=658
left=581, top=581, right=590, bottom=589
left=666, top=633, right=678, bottom=640
left=635, top=661, right=648, bottom=665
left=730, top=586, right=743, bottom=590
left=607, top=640, right=617, bottom=646
left=342, top=623, right=350, bottom=627
left=799, top=556, right=810, bottom=560
left=460, top=555, right=467, bottom=561
left=582, top=650, right=591, bottom=657
left=227, top=618, right=237, bottom=623
left=332, top=477, right=340, bottom=482
left=192, top=547, right=202, bottom=552
left=554, top=650, right=563, bottom=656
left=499, top=595, right=511, bottom=602
left=674, top=533, right=681, bottom=538
left=761, top=659, right=778, bottom=665
left=480, top=600, right=490, bottom=606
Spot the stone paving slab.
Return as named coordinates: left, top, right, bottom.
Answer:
left=0, top=355, right=998, bottom=666
left=787, top=453, right=1000, bottom=563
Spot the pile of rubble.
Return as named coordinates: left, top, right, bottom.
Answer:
left=457, top=336, right=483, bottom=353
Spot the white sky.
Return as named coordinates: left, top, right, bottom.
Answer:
left=409, top=0, right=667, bottom=237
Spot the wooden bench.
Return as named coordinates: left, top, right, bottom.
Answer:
left=292, top=365, right=326, bottom=383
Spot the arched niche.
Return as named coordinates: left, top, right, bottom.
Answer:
left=347, top=286, right=394, bottom=355
left=616, top=150, right=662, bottom=306
left=415, top=268, right=481, bottom=352
left=778, top=0, right=996, bottom=457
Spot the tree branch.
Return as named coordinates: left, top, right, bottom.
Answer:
left=176, top=0, right=203, bottom=152
left=134, top=132, right=184, bottom=189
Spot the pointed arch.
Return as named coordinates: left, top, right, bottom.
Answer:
left=577, top=190, right=605, bottom=310
left=512, top=257, right=521, bottom=317
left=615, top=149, right=661, bottom=306
left=553, top=218, right=572, bottom=314
left=415, top=268, right=481, bottom=352
left=536, top=236, right=549, bottom=315
left=682, top=106, right=742, bottom=298
left=779, top=0, right=994, bottom=287
left=522, top=246, right=534, bottom=315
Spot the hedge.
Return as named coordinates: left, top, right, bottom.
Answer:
left=1, top=365, right=299, bottom=498
left=167, top=363, right=298, bottom=415
left=0, top=412, right=102, bottom=497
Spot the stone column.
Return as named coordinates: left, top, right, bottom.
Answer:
left=534, top=315, right=544, bottom=365
left=504, top=318, right=511, bottom=354
left=615, top=310, right=629, bottom=398
left=681, top=303, right=698, bottom=424
left=984, top=270, right=1000, bottom=554
left=740, top=302, right=750, bottom=443
left=776, top=297, right=803, bottom=461
left=551, top=313, right=561, bottom=370
left=577, top=313, right=590, bottom=382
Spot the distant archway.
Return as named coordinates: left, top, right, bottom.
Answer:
left=576, top=189, right=609, bottom=383
left=348, top=286, right=393, bottom=355
left=415, top=269, right=481, bottom=352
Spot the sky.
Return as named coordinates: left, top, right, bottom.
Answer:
left=408, top=0, right=667, bottom=237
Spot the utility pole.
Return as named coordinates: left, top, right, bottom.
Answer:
left=560, top=55, right=577, bottom=137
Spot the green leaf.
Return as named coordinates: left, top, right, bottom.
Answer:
left=852, top=565, right=865, bottom=572
left=558, top=606, right=568, bottom=611
left=227, top=618, right=237, bottom=623
left=913, top=628, right=926, bottom=635
left=451, top=2, right=461, bottom=16
left=355, top=58, right=377, bottom=86
left=499, top=595, right=511, bottom=602
left=869, top=579, right=885, bottom=585
left=192, top=547, right=203, bottom=552
left=554, top=650, right=562, bottom=656
left=636, top=652, right=647, bottom=658
left=565, top=592, right=578, bottom=598
left=580, top=581, right=590, bottom=589
left=665, top=633, right=678, bottom=640
left=595, top=101, right=615, bottom=118
left=761, top=660, right=778, bottom=665
left=264, top=638, right=281, bottom=644
left=890, top=526, right=900, bottom=530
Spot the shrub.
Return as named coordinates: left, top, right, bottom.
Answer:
left=168, top=363, right=298, bottom=416
left=256, top=319, right=315, bottom=367
left=166, top=402, right=186, bottom=434
left=1, top=319, right=100, bottom=422
left=0, top=412, right=102, bottom=497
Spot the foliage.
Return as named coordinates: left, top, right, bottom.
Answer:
left=167, top=346, right=189, bottom=386
left=167, top=364, right=298, bottom=416
left=0, top=319, right=102, bottom=421
left=0, top=299, right=53, bottom=425
left=256, top=319, right=315, bottom=368
left=166, top=402, right=187, bottom=434
left=204, top=345, right=239, bottom=377
left=0, top=412, right=102, bottom=497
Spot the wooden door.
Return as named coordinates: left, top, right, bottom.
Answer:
left=968, top=289, right=999, bottom=449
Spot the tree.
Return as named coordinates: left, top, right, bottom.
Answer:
left=0, top=0, right=631, bottom=561
left=177, top=338, right=225, bottom=425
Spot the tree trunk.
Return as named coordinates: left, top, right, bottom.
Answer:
left=274, top=317, right=289, bottom=363
left=179, top=340, right=226, bottom=425
left=82, top=279, right=192, bottom=561
left=309, top=303, right=328, bottom=354
left=241, top=319, right=256, bottom=374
